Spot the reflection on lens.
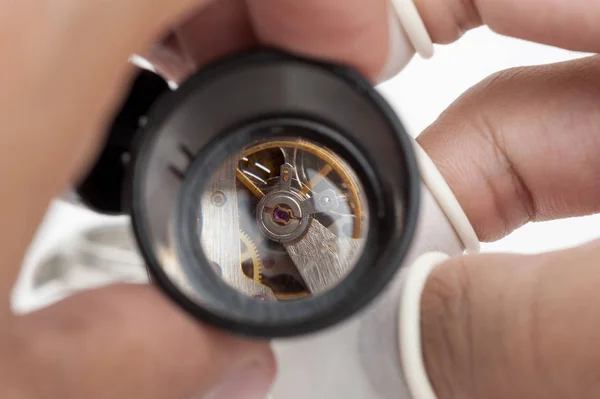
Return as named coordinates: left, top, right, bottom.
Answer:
left=199, top=137, right=368, bottom=301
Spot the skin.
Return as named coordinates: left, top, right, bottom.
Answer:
left=1, top=0, right=600, bottom=398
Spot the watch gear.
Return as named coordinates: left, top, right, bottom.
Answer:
left=236, top=139, right=364, bottom=239
left=239, top=229, right=264, bottom=283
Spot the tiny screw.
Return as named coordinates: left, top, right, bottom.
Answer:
left=211, top=191, right=227, bottom=207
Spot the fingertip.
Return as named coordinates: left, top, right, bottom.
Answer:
left=412, top=0, right=482, bottom=44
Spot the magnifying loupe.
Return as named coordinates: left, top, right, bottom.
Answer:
left=77, top=49, right=421, bottom=338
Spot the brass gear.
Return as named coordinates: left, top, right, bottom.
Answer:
left=239, top=230, right=263, bottom=283
left=236, top=139, right=364, bottom=238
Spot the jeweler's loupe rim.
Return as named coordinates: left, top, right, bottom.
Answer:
left=129, top=48, right=421, bottom=338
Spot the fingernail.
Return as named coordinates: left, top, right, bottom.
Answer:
left=377, top=3, right=416, bottom=83
left=204, top=361, right=274, bottom=399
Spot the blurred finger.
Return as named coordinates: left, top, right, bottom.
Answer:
left=7, top=285, right=275, bottom=399
left=246, top=0, right=391, bottom=80
left=0, top=0, right=213, bottom=309
left=418, top=55, right=600, bottom=241
left=149, top=0, right=393, bottom=83
left=414, top=0, right=600, bottom=51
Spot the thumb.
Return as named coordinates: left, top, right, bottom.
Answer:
left=421, top=239, right=600, bottom=398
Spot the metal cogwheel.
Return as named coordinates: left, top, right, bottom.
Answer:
left=239, top=230, right=264, bottom=283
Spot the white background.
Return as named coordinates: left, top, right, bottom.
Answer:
left=13, top=26, right=600, bottom=305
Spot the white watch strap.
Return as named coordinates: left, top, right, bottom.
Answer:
left=399, top=252, right=449, bottom=399
left=391, top=0, right=434, bottom=58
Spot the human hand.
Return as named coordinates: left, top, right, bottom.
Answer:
left=151, top=2, right=600, bottom=396
left=2, top=1, right=598, bottom=399
left=407, top=1, right=600, bottom=398
left=418, top=49, right=600, bottom=399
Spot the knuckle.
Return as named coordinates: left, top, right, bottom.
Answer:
left=458, top=66, right=531, bottom=109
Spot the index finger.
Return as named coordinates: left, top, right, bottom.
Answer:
left=418, top=55, right=600, bottom=242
